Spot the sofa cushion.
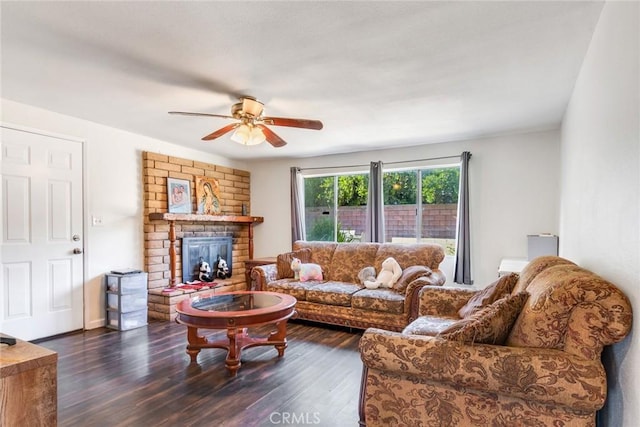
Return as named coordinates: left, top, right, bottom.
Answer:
left=374, top=243, right=444, bottom=271
left=306, top=281, right=361, bottom=307
left=439, top=292, right=528, bottom=345
left=457, top=273, right=518, bottom=318
left=330, top=243, right=379, bottom=283
left=393, top=265, right=432, bottom=293
left=265, top=278, right=319, bottom=301
left=402, top=315, right=459, bottom=336
left=276, top=248, right=312, bottom=279
left=351, top=289, right=405, bottom=315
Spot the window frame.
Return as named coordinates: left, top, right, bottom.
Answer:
left=382, top=163, right=460, bottom=251
left=302, top=169, right=369, bottom=242
left=300, top=160, right=460, bottom=248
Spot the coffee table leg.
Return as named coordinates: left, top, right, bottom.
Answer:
left=269, top=320, right=289, bottom=357
left=186, top=326, right=205, bottom=363
left=226, top=327, right=242, bottom=377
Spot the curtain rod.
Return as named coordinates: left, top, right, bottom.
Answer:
left=299, top=154, right=467, bottom=171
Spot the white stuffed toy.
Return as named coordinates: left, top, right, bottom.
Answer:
left=291, top=257, right=323, bottom=282
left=291, top=257, right=303, bottom=280
left=364, top=257, right=402, bottom=289
left=358, top=266, right=377, bottom=286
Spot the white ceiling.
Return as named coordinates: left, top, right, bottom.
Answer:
left=1, top=1, right=603, bottom=160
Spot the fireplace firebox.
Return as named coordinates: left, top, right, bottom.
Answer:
left=182, top=237, right=233, bottom=283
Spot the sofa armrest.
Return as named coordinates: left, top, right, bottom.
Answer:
left=418, top=285, right=478, bottom=317
left=359, top=328, right=606, bottom=411
left=403, top=271, right=447, bottom=322
left=251, top=264, right=277, bottom=291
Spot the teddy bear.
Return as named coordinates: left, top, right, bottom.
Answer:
left=196, top=257, right=214, bottom=282
left=214, top=255, right=231, bottom=279
left=364, top=257, right=402, bottom=289
left=291, top=257, right=323, bottom=281
left=357, top=266, right=377, bottom=286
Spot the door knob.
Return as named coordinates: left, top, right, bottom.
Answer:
left=73, top=248, right=83, bottom=254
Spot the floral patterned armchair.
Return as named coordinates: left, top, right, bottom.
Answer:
left=358, top=256, right=633, bottom=426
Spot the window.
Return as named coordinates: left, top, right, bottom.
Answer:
left=303, top=173, right=368, bottom=242
left=383, top=166, right=459, bottom=254
left=301, top=164, right=459, bottom=253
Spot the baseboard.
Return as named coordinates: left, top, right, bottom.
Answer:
left=85, top=318, right=106, bottom=330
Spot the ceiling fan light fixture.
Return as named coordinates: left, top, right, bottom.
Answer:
left=242, top=97, right=264, bottom=117
left=249, top=126, right=266, bottom=145
left=231, top=124, right=265, bottom=146
left=230, top=124, right=251, bottom=144
left=169, top=95, right=322, bottom=148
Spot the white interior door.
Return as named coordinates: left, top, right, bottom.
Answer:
left=1, top=126, right=84, bottom=340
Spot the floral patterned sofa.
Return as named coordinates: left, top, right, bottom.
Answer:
left=251, top=241, right=446, bottom=331
left=358, top=256, right=633, bottom=426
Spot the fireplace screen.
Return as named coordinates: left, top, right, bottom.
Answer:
left=182, top=237, right=233, bottom=283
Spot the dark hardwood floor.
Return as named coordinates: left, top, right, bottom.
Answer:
left=37, top=320, right=364, bottom=427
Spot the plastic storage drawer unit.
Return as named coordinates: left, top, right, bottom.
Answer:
left=107, top=309, right=148, bottom=331
left=105, top=272, right=148, bottom=331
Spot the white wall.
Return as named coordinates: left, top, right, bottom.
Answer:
left=1, top=99, right=245, bottom=330
left=559, top=2, right=639, bottom=426
left=249, top=129, right=560, bottom=287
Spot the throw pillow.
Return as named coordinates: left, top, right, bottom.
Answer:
left=276, top=248, right=312, bottom=279
left=392, top=265, right=432, bottom=293
left=438, top=292, right=529, bottom=345
left=457, top=273, right=519, bottom=318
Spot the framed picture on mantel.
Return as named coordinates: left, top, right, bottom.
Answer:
left=195, top=176, right=221, bottom=215
left=167, top=178, right=192, bottom=214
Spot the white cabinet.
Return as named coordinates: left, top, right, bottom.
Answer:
left=498, top=258, right=529, bottom=277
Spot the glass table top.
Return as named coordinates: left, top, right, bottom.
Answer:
left=192, top=293, right=282, bottom=312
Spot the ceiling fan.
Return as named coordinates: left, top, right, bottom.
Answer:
left=169, top=96, right=323, bottom=147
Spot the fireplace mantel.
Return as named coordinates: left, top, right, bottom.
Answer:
left=148, top=213, right=264, bottom=224
left=149, top=212, right=264, bottom=287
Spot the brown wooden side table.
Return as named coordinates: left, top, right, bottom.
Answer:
left=244, top=257, right=276, bottom=290
left=0, top=335, right=57, bottom=425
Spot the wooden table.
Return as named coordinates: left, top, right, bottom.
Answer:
left=175, top=291, right=297, bottom=376
left=0, top=335, right=57, bottom=426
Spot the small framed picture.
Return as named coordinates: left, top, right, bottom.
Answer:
left=167, top=178, right=192, bottom=214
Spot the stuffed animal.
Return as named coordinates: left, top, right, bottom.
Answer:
left=291, top=257, right=323, bottom=282
left=291, top=257, right=302, bottom=280
left=357, top=266, right=377, bottom=286
left=196, top=257, right=214, bottom=282
left=364, top=257, right=402, bottom=289
left=214, top=255, right=231, bottom=279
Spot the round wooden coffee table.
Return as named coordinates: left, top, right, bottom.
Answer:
left=175, top=291, right=297, bottom=376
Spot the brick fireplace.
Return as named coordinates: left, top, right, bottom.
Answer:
left=142, top=151, right=260, bottom=320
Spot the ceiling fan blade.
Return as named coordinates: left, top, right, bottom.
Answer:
left=262, top=117, right=323, bottom=130
left=257, top=125, right=287, bottom=148
left=202, top=123, right=240, bottom=141
left=169, top=111, right=234, bottom=119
